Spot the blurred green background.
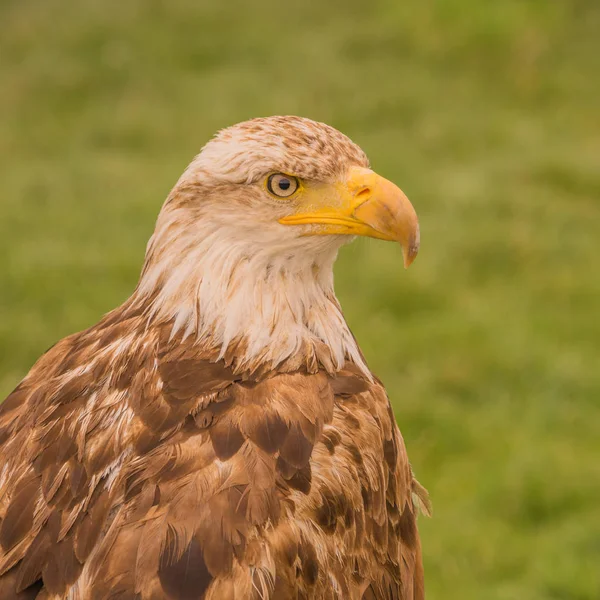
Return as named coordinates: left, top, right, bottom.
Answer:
left=1, top=0, right=599, bottom=598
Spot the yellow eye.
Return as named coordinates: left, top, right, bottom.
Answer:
left=266, top=173, right=300, bottom=198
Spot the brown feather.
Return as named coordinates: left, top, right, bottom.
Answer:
left=0, top=474, right=39, bottom=552
left=239, top=406, right=289, bottom=454
left=0, top=271, right=427, bottom=599
left=209, top=419, right=245, bottom=460
left=279, top=423, right=314, bottom=469
left=0, top=566, right=43, bottom=599
left=14, top=530, right=49, bottom=593
left=158, top=536, right=212, bottom=600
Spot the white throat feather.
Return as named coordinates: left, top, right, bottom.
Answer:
left=135, top=202, right=368, bottom=376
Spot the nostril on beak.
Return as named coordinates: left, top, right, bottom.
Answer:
left=355, top=186, right=371, bottom=203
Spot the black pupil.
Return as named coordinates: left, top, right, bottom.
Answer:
left=278, top=178, right=291, bottom=191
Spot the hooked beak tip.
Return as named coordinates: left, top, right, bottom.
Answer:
left=402, top=226, right=420, bottom=269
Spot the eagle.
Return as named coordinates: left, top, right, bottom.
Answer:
left=0, top=116, right=429, bottom=600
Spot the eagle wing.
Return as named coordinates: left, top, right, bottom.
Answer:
left=0, top=309, right=427, bottom=599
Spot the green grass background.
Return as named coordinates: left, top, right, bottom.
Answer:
left=1, top=1, right=599, bottom=597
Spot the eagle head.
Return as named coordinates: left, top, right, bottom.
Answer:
left=136, top=116, right=419, bottom=373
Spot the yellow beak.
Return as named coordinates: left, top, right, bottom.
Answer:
left=278, top=166, right=420, bottom=268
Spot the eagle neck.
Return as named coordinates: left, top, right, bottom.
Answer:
left=135, top=230, right=368, bottom=376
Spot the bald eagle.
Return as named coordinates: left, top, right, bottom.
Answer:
left=0, top=116, right=429, bottom=600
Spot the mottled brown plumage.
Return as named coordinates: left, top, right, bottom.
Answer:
left=0, top=116, right=428, bottom=599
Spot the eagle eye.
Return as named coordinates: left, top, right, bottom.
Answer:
left=266, top=173, right=300, bottom=198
